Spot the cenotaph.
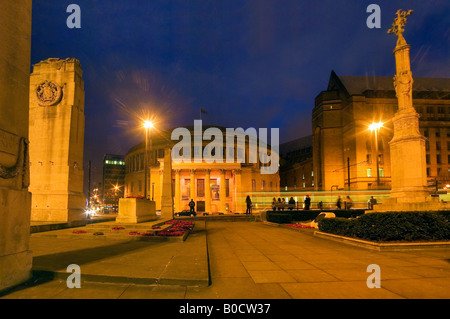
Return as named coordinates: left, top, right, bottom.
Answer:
left=29, top=58, right=87, bottom=226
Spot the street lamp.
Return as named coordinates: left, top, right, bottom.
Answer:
left=143, top=120, right=154, bottom=200
left=369, top=122, right=383, bottom=187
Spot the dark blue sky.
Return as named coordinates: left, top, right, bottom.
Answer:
left=31, top=0, right=450, bottom=184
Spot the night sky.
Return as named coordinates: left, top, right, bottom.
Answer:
left=30, top=0, right=450, bottom=187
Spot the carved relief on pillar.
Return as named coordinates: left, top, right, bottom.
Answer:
left=393, top=70, right=413, bottom=109
left=0, top=136, right=30, bottom=189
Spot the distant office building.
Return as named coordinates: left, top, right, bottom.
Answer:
left=279, top=135, right=314, bottom=191
left=312, top=71, right=450, bottom=191
left=102, top=154, right=125, bottom=212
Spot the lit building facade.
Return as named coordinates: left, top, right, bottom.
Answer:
left=313, top=71, right=450, bottom=191
left=102, top=154, right=125, bottom=212
left=124, top=126, right=280, bottom=213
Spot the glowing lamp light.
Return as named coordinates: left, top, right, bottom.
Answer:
left=369, top=122, right=383, bottom=131
left=143, top=120, right=154, bottom=129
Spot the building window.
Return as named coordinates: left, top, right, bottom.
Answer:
left=426, top=154, right=430, bottom=164
left=437, top=155, right=441, bottom=164
left=311, top=171, right=314, bottom=177
left=436, top=131, right=441, bottom=138
left=303, top=182, right=306, bottom=188
left=427, top=106, right=434, bottom=114
left=182, top=179, right=190, bottom=200
left=437, top=142, right=441, bottom=151
left=427, top=168, right=431, bottom=177
left=197, top=179, right=205, bottom=197
left=226, top=179, right=230, bottom=197
left=367, top=168, right=372, bottom=177
left=138, top=180, right=142, bottom=192
left=379, top=168, right=384, bottom=177
left=262, top=180, right=266, bottom=191
left=366, top=154, right=372, bottom=164
left=424, top=129, right=429, bottom=137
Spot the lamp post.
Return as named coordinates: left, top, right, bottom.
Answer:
left=369, top=122, right=383, bottom=188
left=143, top=120, right=154, bottom=200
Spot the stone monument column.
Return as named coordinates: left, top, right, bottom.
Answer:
left=387, top=10, right=430, bottom=203
left=0, top=1, right=33, bottom=291
left=160, top=148, right=174, bottom=219
left=29, top=58, right=86, bottom=226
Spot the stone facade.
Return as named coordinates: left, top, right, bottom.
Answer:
left=29, top=58, right=86, bottom=226
left=124, top=126, right=280, bottom=213
left=312, top=71, right=450, bottom=192
left=0, top=1, right=33, bottom=292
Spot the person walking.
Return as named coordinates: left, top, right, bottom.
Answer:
left=345, top=196, right=353, bottom=210
left=304, top=195, right=311, bottom=210
left=245, top=195, right=252, bottom=215
left=188, top=199, right=196, bottom=215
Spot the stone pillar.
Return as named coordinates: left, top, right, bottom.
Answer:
left=29, top=57, right=86, bottom=226
left=220, top=169, right=227, bottom=213
left=0, top=1, right=33, bottom=292
left=387, top=10, right=429, bottom=203
left=205, top=169, right=211, bottom=213
left=174, top=169, right=181, bottom=213
left=234, top=169, right=243, bottom=213
left=189, top=169, right=195, bottom=201
left=160, top=148, right=173, bottom=219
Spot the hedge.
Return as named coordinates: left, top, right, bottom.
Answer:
left=318, top=212, right=450, bottom=242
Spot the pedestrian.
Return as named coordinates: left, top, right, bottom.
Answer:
left=277, top=198, right=282, bottom=211
left=281, top=198, right=286, bottom=211
left=272, top=197, right=277, bottom=211
left=336, top=196, right=342, bottom=210
left=318, top=201, right=323, bottom=210
left=189, top=199, right=196, bottom=214
left=369, top=196, right=377, bottom=209
left=246, top=195, right=252, bottom=215
left=304, top=195, right=311, bottom=210
left=346, top=196, right=353, bottom=210
left=288, top=197, right=295, bottom=210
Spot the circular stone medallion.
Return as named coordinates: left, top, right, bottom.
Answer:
left=36, top=81, right=62, bottom=106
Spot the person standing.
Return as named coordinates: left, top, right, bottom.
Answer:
left=304, top=195, right=311, bottom=210
left=288, top=197, right=296, bottom=210
left=336, top=196, right=342, bottom=210
left=245, top=195, right=252, bottom=215
left=369, top=196, right=377, bottom=209
left=189, top=199, right=196, bottom=215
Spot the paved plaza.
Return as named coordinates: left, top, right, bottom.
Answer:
left=1, top=220, right=450, bottom=299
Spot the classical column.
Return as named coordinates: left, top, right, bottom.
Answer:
left=174, top=169, right=181, bottom=213
left=234, top=169, right=243, bottom=213
left=205, top=169, right=211, bottom=213
left=386, top=10, right=429, bottom=203
left=160, top=148, right=174, bottom=219
left=190, top=169, right=196, bottom=201
left=220, top=169, right=227, bottom=213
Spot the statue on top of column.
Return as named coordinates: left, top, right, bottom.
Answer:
left=388, top=9, right=413, bottom=47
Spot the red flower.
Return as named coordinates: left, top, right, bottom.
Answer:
left=72, top=230, right=87, bottom=234
left=127, top=231, right=140, bottom=235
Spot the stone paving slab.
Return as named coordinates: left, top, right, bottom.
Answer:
left=25, top=220, right=209, bottom=287
left=2, top=220, right=450, bottom=300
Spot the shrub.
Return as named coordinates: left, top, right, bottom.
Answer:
left=318, top=212, right=450, bottom=242
left=266, top=212, right=292, bottom=224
